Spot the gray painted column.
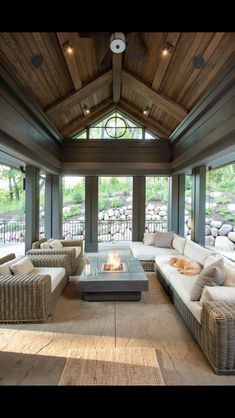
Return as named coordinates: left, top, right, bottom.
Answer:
left=45, top=174, right=63, bottom=239
left=191, top=166, right=206, bottom=245
left=25, top=166, right=40, bottom=253
left=85, top=176, right=98, bottom=252
left=132, top=176, right=145, bottom=241
left=168, top=175, right=185, bottom=235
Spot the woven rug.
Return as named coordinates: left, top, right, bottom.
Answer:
left=59, top=347, right=165, bottom=386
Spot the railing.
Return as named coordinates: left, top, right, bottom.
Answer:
left=0, top=219, right=167, bottom=244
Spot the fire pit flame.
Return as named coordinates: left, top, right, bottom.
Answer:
left=103, top=251, right=125, bottom=272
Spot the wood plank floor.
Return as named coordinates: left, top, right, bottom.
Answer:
left=1, top=273, right=235, bottom=385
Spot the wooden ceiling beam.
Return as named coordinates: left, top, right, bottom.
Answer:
left=118, top=99, right=171, bottom=138
left=152, top=32, right=181, bottom=91
left=122, top=69, right=187, bottom=121
left=112, top=53, right=122, bottom=103
left=56, top=32, right=83, bottom=91
left=61, top=99, right=115, bottom=137
left=46, top=70, right=112, bottom=119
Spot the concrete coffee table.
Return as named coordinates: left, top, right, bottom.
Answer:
left=72, top=249, right=148, bottom=301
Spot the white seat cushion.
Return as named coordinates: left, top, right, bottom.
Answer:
left=169, top=272, right=202, bottom=323
left=130, top=242, right=178, bottom=261
left=155, top=255, right=189, bottom=284
left=34, top=267, right=65, bottom=292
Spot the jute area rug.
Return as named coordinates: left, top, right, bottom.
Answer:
left=59, top=347, right=165, bottom=386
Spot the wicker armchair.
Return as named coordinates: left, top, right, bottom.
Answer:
left=0, top=253, right=69, bottom=323
left=27, top=238, right=83, bottom=274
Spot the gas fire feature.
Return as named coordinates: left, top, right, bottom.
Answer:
left=102, top=251, right=126, bottom=272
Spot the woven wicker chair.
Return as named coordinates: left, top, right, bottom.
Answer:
left=0, top=253, right=70, bottom=323
left=27, top=238, right=83, bottom=274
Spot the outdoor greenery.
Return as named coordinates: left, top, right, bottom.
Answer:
left=0, top=164, right=235, bottom=226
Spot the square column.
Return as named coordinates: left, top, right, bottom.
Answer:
left=25, top=166, right=40, bottom=252
left=132, top=176, right=146, bottom=241
left=85, top=176, right=98, bottom=252
left=45, top=174, right=63, bottom=239
left=168, top=174, right=185, bottom=235
left=191, top=166, right=206, bottom=245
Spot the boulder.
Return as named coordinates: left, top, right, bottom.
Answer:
left=228, top=231, right=235, bottom=243
left=107, top=208, right=115, bottom=217
left=205, top=225, right=211, bottom=235
left=228, top=204, right=235, bottom=212
left=159, top=210, right=166, bottom=217
left=211, top=227, right=219, bottom=237
left=215, top=236, right=235, bottom=251
left=98, top=212, right=104, bottom=221
left=210, top=220, right=223, bottom=229
left=205, top=235, right=215, bottom=247
left=218, top=224, right=233, bottom=236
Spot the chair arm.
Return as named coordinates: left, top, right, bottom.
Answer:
left=28, top=254, right=70, bottom=276
left=0, top=273, right=51, bottom=322
left=0, top=253, right=16, bottom=265
left=27, top=248, right=76, bottom=273
left=201, top=301, right=235, bottom=373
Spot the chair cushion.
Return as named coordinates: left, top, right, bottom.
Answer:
left=130, top=242, right=178, bottom=261
left=50, top=239, right=63, bottom=249
left=34, top=267, right=65, bottom=292
left=0, top=255, right=24, bottom=276
left=190, top=259, right=225, bottom=301
left=10, top=256, right=35, bottom=275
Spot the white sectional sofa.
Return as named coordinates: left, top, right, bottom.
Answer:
left=130, top=234, right=235, bottom=374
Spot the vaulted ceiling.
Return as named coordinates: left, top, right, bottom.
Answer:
left=0, top=32, right=235, bottom=139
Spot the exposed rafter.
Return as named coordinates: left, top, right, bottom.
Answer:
left=112, top=54, right=122, bottom=103
left=61, top=99, right=115, bottom=137
left=56, top=32, right=83, bottom=91
left=118, top=99, right=171, bottom=138
left=122, top=69, right=187, bottom=121
left=46, top=70, right=112, bottom=119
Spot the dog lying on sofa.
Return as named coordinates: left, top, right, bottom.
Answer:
left=169, top=257, right=202, bottom=276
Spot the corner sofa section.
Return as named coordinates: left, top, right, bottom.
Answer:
left=131, top=236, right=235, bottom=374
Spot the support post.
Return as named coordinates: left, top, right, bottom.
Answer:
left=132, top=176, right=145, bottom=241
left=45, top=174, right=63, bottom=239
left=168, top=174, right=185, bottom=235
left=25, top=166, right=40, bottom=253
left=191, top=166, right=206, bottom=245
left=85, top=176, right=98, bottom=252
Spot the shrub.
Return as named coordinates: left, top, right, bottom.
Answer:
left=72, top=190, right=84, bottom=204
left=99, top=198, right=108, bottom=211
left=215, top=196, right=232, bottom=204
left=110, top=198, right=123, bottom=208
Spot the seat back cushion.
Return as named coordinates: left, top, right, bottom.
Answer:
left=172, top=235, right=186, bottom=254
left=154, top=231, right=175, bottom=248
left=50, top=239, right=63, bottom=249
left=0, top=255, right=24, bottom=276
left=10, top=256, right=35, bottom=275
left=200, top=285, right=235, bottom=305
left=190, top=258, right=225, bottom=301
left=143, top=232, right=157, bottom=246
left=184, top=240, right=214, bottom=265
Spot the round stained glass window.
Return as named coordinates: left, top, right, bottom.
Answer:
left=105, top=115, right=127, bottom=138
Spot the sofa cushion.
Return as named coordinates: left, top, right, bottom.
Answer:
left=154, top=231, right=174, bottom=248
left=190, top=259, right=225, bottom=301
left=169, top=272, right=202, bottom=323
left=224, top=263, right=235, bottom=287
left=40, top=242, right=50, bottom=249
left=172, top=235, right=186, bottom=254
left=34, top=267, right=65, bottom=292
left=10, top=256, right=35, bottom=275
left=130, top=242, right=178, bottom=261
left=200, top=285, right=235, bottom=305
left=155, top=255, right=188, bottom=284
left=50, top=239, right=64, bottom=249
left=0, top=255, right=24, bottom=276
left=143, top=232, right=157, bottom=246
left=183, top=240, right=215, bottom=265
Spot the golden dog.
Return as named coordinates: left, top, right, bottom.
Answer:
left=169, top=257, right=202, bottom=276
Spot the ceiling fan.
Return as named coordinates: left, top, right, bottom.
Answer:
left=78, top=32, right=147, bottom=67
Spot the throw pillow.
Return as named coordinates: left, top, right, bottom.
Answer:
left=190, top=258, right=225, bottom=301
left=0, top=255, right=24, bottom=276
left=40, top=242, right=50, bottom=249
left=200, top=285, right=235, bottom=305
left=143, top=232, right=157, bottom=246
left=172, top=235, right=186, bottom=254
left=10, top=256, right=35, bottom=275
left=49, top=239, right=63, bottom=249
left=154, top=231, right=174, bottom=248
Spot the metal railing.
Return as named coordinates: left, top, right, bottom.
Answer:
left=0, top=219, right=167, bottom=243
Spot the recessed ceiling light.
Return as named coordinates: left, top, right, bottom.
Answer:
left=143, top=107, right=150, bottom=117
left=31, top=53, right=44, bottom=68
left=192, top=55, right=205, bottom=69
left=62, top=41, right=73, bottom=54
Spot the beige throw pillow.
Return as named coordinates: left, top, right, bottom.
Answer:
left=0, top=255, right=24, bottom=276
left=154, top=231, right=174, bottom=248
left=40, top=242, right=50, bottom=249
left=190, top=258, right=225, bottom=301
left=10, top=256, right=34, bottom=275
left=49, top=239, right=63, bottom=249
left=143, top=232, right=157, bottom=246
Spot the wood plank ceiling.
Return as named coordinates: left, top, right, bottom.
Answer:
left=0, top=32, right=235, bottom=139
